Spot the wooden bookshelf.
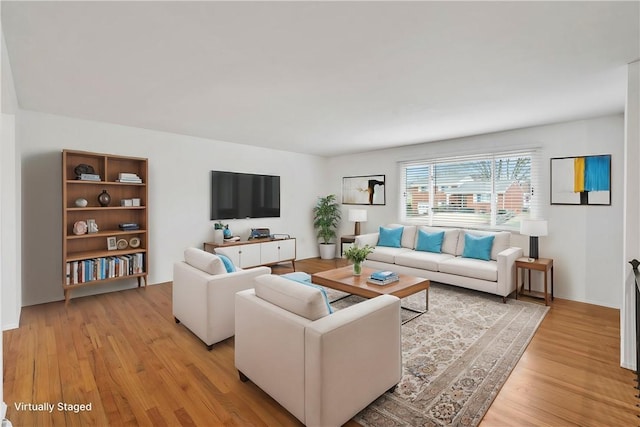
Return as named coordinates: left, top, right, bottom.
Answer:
left=62, top=150, right=149, bottom=303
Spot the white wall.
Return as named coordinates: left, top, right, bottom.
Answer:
left=18, top=111, right=326, bottom=305
left=2, top=21, right=20, bottom=330
left=1, top=113, right=18, bottom=329
left=622, top=60, right=640, bottom=369
left=327, top=115, right=625, bottom=309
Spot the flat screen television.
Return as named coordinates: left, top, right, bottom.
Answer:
left=210, top=171, right=281, bottom=220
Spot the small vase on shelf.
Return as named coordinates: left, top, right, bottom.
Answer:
left=98, top=189, right=111, bottom=207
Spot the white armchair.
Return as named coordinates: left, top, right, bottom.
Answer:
left=235, top=274, right=402, bottom=427
left=173, top=248, right=271, bottom=349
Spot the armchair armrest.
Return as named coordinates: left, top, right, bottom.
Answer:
left=235, top=289, right=310, bottom=422
left=355, top=232, right=379, bottom=248
left=497, top=246, right=523, bottom=297
left=206, top=266, right=271, bottom=342
left=172, top=261, right=212, bottom=342
left=173, top=262, right=271, bottom=346
left=304, top=295, right=402, bottom=427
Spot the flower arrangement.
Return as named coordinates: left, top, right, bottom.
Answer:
left=343, top=244, right=374, bottom=263
left=343, top=244, right=374, bottom=275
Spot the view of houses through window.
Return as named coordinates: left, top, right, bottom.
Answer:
left=401, top=151, right=538, bottom=231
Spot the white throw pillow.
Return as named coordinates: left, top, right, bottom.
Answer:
left=183, top=247, right=227, bottom=275
left=254, top=275, right=331, bottom=321
left=387, top=223, right=417, bottom=249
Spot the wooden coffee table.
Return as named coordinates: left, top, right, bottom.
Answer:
left=312, top=266, right=429, bottom=324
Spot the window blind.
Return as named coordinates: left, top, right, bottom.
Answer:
left=400, top=150, right=542, bottom=231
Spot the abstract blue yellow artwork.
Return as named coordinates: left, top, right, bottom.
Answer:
left=550, top=155, right=611, bottom=205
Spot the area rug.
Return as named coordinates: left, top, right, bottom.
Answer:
left=326, top=283, right=549, bottom=427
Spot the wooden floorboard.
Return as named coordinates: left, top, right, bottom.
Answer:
left=3, top=258, right=637, bottom=426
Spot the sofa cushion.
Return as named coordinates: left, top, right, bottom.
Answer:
left=281, top=273, right=333, bottom=314
left=456, top=230, right=510, bottom=260
left=462, top=234, right=495, bottom=261
left=184, top=247, right=227, bottom=275
left=387, top=223, right=417, bottom=249
left=378, top=226, right=403, bottom=248
left=415, top=230, right=445, bottom=253
left=417, top=226, right=460, bottom=255
left=368, top=246, right=412, bottom=264
left=395, top=251, right=454, bottom=271
left=438, top=257, right=499, bottom=282
left=254, top=275, right=331, bottom=321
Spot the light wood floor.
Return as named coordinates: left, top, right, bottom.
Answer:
left=4, top=258, right=638, bottom=426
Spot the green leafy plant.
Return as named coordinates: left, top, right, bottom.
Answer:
left=343, top=244, right=374, bottom=263
left=313, top=194, right=341, bottom=244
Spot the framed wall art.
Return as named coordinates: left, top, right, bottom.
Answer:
left=342, top=174, right=385, bottom=205
left=550, top=154, right=611, bottom=205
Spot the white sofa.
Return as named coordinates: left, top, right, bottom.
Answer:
left=173, top=247, right=271, bottom=349
left=235, top=274, right=402, bottom=427
left=355, top=224, right=523, bottom=301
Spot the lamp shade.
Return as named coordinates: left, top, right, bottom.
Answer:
left=348, top=209, right=367, bottom=223
left=520, top=219, right=548, bottom=237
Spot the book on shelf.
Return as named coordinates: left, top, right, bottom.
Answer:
left=117, top=173, right=142, bottom=183
left=66, top=253, right=144, bottom=285
left=118, top=172, right=140, bottom=179
left=119, top=223, right=140, bottom=230
left=77, top=173, right=101, bottom=181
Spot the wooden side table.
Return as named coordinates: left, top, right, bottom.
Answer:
left=340, top=235, right=356, bottom=257
left=515, top=257, right=554, bottom=305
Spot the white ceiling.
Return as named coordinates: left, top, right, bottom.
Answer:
left=2, top=1, right=639, bottom=157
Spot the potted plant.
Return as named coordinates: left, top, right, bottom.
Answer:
left=343, top=244, right=374, bottom=275
left=313, top=194, right=341, bottom=259
left=213, top=221, right=227, bottom=243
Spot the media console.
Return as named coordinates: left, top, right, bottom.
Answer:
left=203, top=237, right=296, bottom=270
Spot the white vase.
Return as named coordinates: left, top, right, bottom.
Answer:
left=213, top=229, right=224, bottom=244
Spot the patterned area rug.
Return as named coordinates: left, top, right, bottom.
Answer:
left=326, top=283, right=549, bottom=427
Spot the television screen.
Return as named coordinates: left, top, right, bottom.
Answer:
left=210, top=171, right=280, bottom=220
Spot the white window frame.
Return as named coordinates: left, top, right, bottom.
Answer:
left=399, top=150, right=541, bottom=231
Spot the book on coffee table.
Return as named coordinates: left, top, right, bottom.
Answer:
left=367, top=275, right=400, bottom=286
left=370, top=270, right=398, bottom=281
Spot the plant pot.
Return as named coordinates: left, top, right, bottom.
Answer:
left=319, top=243, right=336, bottom=260
left=213, top=229, right=224, bottom=244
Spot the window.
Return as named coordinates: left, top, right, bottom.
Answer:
left=400, top=151, right=541, bottom=230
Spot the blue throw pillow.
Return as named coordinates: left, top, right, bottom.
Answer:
left=462, top=233, right=495, bottom=261
left=282, top=274, right=333, bottom=314
left=415, top=230, right=445, bottom=253
left=378, top=226, right=403, bottom=248
left=217, top=254, right=236, bottom=273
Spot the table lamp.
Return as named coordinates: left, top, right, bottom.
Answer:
left=520, top=219, right=548, bottom=260
left=348, top=209, right=367, bottom=235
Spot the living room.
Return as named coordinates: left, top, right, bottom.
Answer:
left=1, top=1, right=639, bottom=426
